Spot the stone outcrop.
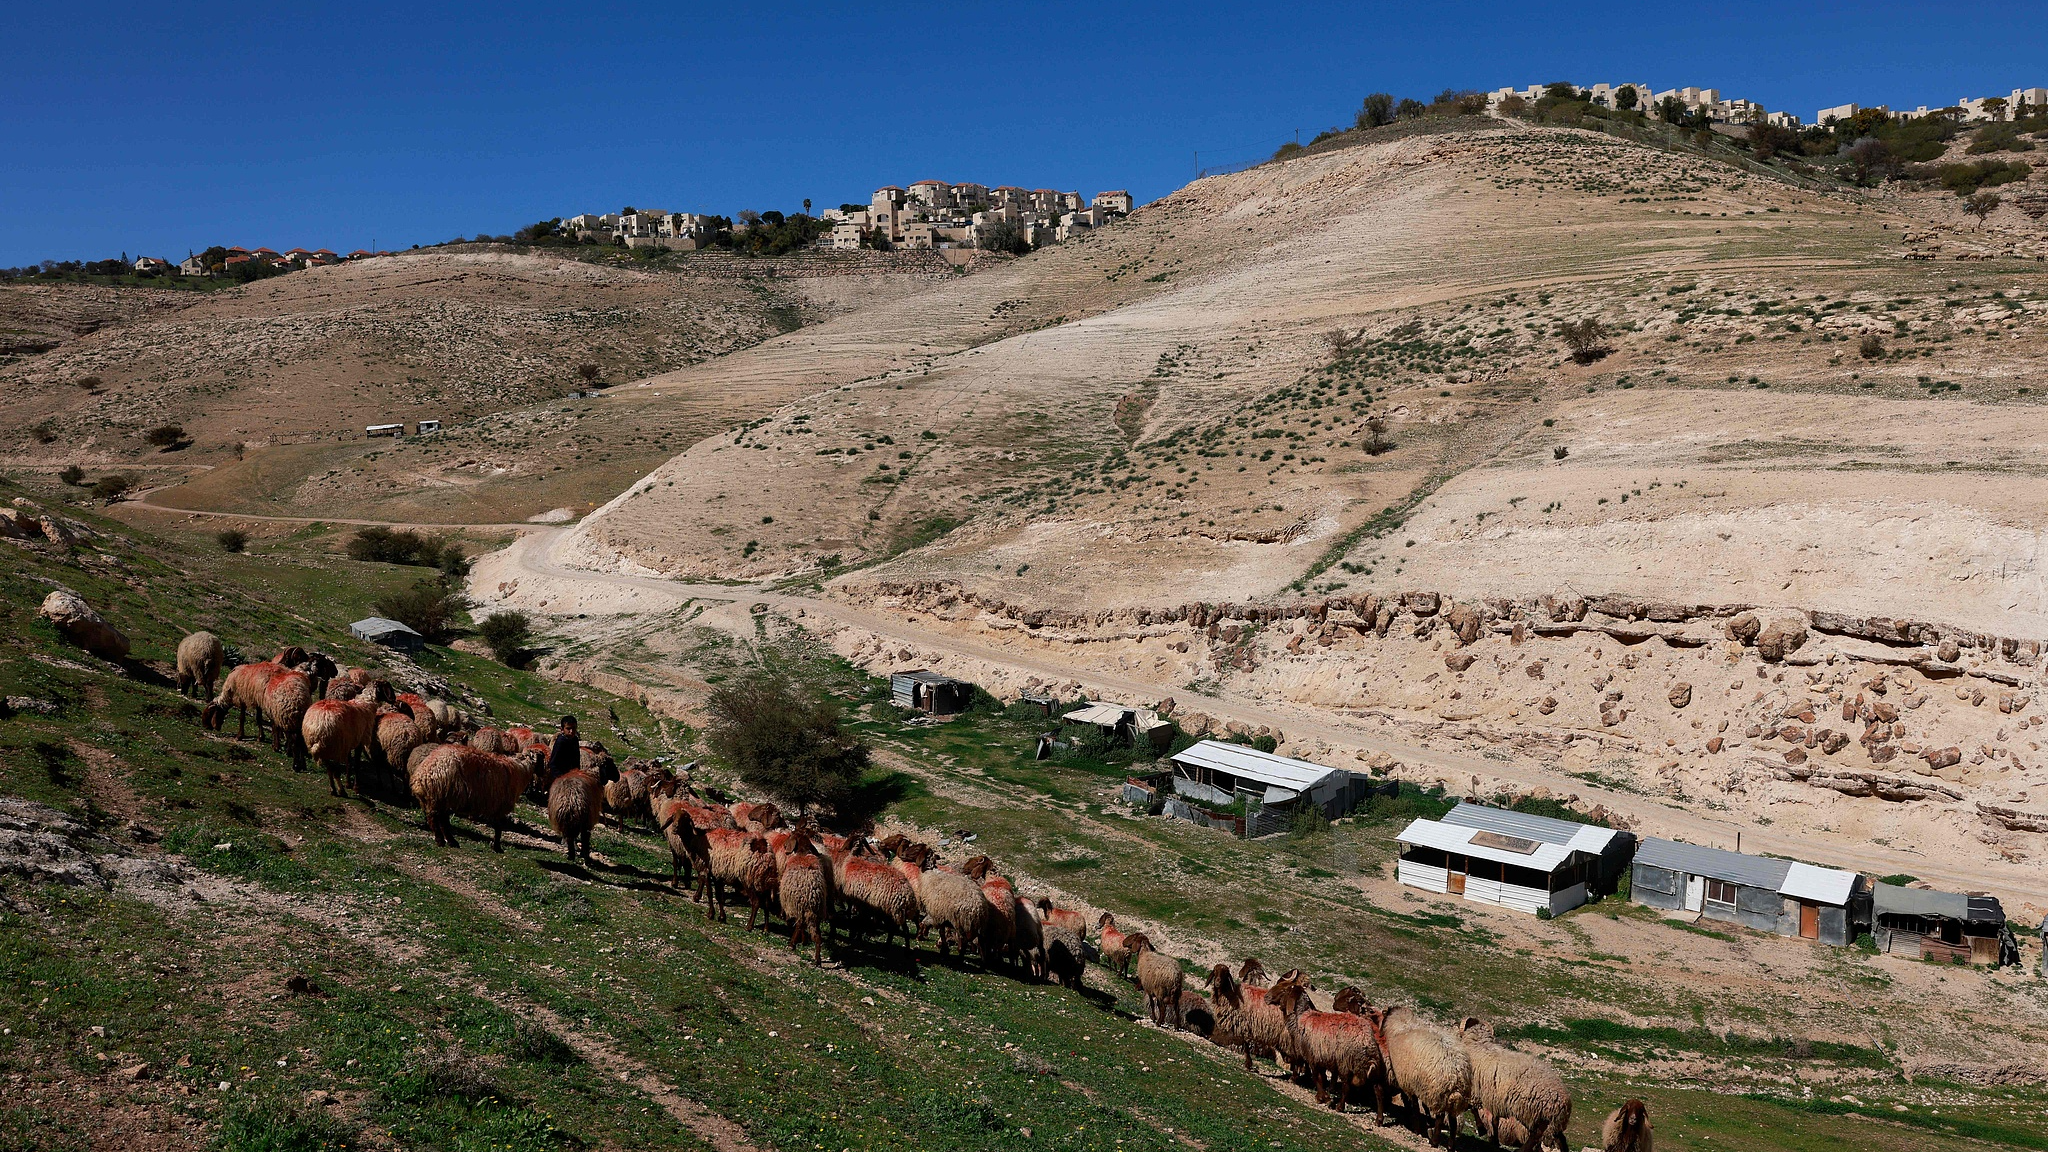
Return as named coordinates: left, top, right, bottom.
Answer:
left=38, top=589, right=128, bottom=661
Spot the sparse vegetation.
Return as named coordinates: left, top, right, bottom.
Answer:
left=372, top=577, right=464, bottom=640
left=705, top=671, right=872, bottom=816
left=89, top=474, right=132, bottom=502
left=1558, top=318, right=1610, bottom=364
left=215, top=528, right=248, bottom=553
left=477, top=610, right=533, bottom=667
left=143, top=423, right=185, bottom=449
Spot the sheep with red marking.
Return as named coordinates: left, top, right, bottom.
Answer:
left=411, top=745, right=538, bottom=852
left=205, top=661, right=283, bottom=737
left=778, top=831, right=830, bottom=964
left=1097, top=911, right=1140, bottom=978
left=262, top=668, right=316, bottom=768
left=1270, top=981, right=1386, bottom=1118
left=830, top=842, right=919, bottom=951
left=303, top=698, right=377, bottom=796
left=376, top=706, right=423, bottom=773
left=913, top=858, right=994, bottom=962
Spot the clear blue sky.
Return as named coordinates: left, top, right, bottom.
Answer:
left=5, top=1, right=2044, bottom=266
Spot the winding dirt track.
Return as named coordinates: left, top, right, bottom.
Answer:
left=496, top=528, right=2048, bottom=909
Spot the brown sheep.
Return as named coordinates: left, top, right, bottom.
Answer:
left=703, top=827, right=762, bottom=921
left=548, top=768, right=605, bottom=864
left=603, top=764, right=652, bottom=829
left=404, top=740, right=442, bottom=781
left=1034, top=897, right=1088, bottom=938
left=831, top=845, right=920, bottom=951
left=303, top=699, right=378, bottom=796
left=730, top=800, right=783, bottom=832
left=1097, top=912, right=1139, bottom=978
left=1374, top=1006, right=1473, bottom=1148
left=205, top=660, right=283, bottom=738
left=376, top=707, right=423, bottom=772
left=395, top=692, right=437, bottom=737
left=1459, top=1018, right=1572, bottom=1152
left=175, top=632, right=225, bottom=700
left=411, top=745, right=538, bottom=851
left=1205, top=965, right=1294, bottom=1074
left=1271, top=981, right=1387, bottom=1118
left=778, top=832, right=830, bottom=964
left=915, top=865, right=994, bottom=962
left=261, top=668, right=315, bottom=767
left=324, top=666, right=374, bottom=702
left=1131, top=936, right=1185, bottom=1029
left=1601, top=1100, right=1651, bottom=1152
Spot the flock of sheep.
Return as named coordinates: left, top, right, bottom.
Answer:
left=174, top=632, right=1655, bottom=1152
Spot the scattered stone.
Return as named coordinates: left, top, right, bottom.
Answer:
left=1445, top=651, right=1477, bottom=672
left=1706, top=737, right=1724, bottom=753
left=1668, top=683, right=1691, bottom=709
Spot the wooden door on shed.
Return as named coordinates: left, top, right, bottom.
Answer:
left=1447, top=853, right=1467, bottom=895
left=1799, top=902, right=1819, bottom=940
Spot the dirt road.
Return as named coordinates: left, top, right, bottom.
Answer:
left=489, top=528, right=2048, bottom=909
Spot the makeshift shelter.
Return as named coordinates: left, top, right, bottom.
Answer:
left=1061, top=702, right=1173, bottom=751
left=1166, top=740, right=1366, bottom=836
left=1872, top=883, right=2012, bottom=966
left=1396, top=803, right=1632, bottom=916
left=889, top=670, right=972, bottom=715
left=349, top=616, right=423, bottom=652
left=1631, top=838, right=1866, bottom=946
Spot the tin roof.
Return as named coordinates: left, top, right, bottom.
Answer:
left=1442, top=802, right=1625, bottom=854
left=1780, top=861, right=1858, bottom=906
left=1634, top=837, right=1792, bottom=890
left=350, top=616, right=421, bottom=638
left=1396, top=817, right=1575, bottom=872
left=1064, top=703, right=1168, bottom=731
left=1874, top=883, right=2004, bottom=924
left=1169, top=739, right=1342, bottom=790
left=890, top=669, right=963, bottom=686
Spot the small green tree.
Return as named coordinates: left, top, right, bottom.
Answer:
left=58, top=464, right=84, bottom=485
left=144, top=423, right=184, bottom=449
left=477, top=611, right=532, bottom=666
left=706, top=674, right=871, bottom=815
left=91, top=474, right=131, bottom=502
left=1963, top=190, right=2001, bottom=228
left=373, top=578, right=464, bottom=642
left=577, top=363, right=601, bottom=386
left=1614, top=85, right=1639, bottom=112
left=216, top=529, right=248, bottom=553
left=1356, top=92, right=1395, bottom=129
left=1859, top=332, right=1886, bottom=359
left=1558, top=318, right=1609, bottom=364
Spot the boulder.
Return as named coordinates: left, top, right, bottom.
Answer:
left=1444, top=601, right=1485, bottom=645
left=1706, top=736, right=1724, bottom=753
left=1668, top=683, right=1692, bottom=708
left=1755, top=613, right=1810, bottom=662
left=1444, top=651, right=1477, bottom=672
left=1924, top=746, right=1962, bottom=770
left=1938, top=639, right=1961, bottom=663
left=38, top=590, right=129, bottom=661
left=0, top=508, right=41, bottom=539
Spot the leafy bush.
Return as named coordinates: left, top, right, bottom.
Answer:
left=373, top=578, right=464, bottom=641
left=1912, top=159, right=2032, bottom=196
left=216, top=529, right=248, bottom=553
left=1968, top=122, right=2036, bottom=154
left=1552, top=445, right=1569, bottom=460
left=346, top=526, right=462, bottom=572
left=143, top=423, right=184, bottom=448
left=90, top=474, right=131, bottom=502
left=1859, top=332, right=1886, bottom=359
left=1558, top=318, right=1609, bottom=364
left=1349, top=780, right=1455, bottom=825
left=477, top=611, right=531, bottom=667
left=1877, top=873, right=1919, bottom=886
left=706, top=673, right=871, bottom=816
left=976, top=222, right=1030, bottom=255
left=29, top=419, right=56, bottom=444
left=58, top=464, right=84, bottom=485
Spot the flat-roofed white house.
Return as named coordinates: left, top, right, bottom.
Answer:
left=1395, top=802, right=1633, bottom=916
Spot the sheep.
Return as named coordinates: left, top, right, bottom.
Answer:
left=730, top=801, right=783, bottom=832
left=914, top=864, right=993, bottom=962
left=704, top=827, right=766, bottom=922
left=1131, top=936, right=1185, bottom=1030
left=603, top=764, right=653, bottom=829
left=1179, top=989, right=1217, bottom=1038
left=1457, top=1017, right=1572, bottom=1152
left=1373, top=1005, right=1472, bottom=1148
left=778, top=832, right=830, bottom=964
left=1034, top=897, right=1088, bottom=937
left=1601, top=1100, right=1651, bottom=1152
left=656, top=796, right=720, bottom=895
left=830, top=845, right=920, bottom=951
left=1269, top=981, right=1387, bottom=1119
left=324, top=666, right=374, bottom=702
left=404, top=740, right=442, bottom=781
left=964, top=857, right=1024, bottom=969
left=411, top=745, right=538, bottom=851
left=1008, top=888, right=1045, bottom=978
left=1097, top=912, right=1140, bottom=978
left=1042, top=923, right=1088, bottom=989
left=205, top=660, right=284, bottom=738
left=376, top=707, right=423, bottom=773
left=738, top=834, right=781, bottom=930
left=303, top=699, right=378, bottom=796
left=175, top=632, right=225, bottom=700
left=261, top=668, right=315, bottom=768
left=548, top=768, right=605, bottom=864
left=1204, top=964, right=1291, bottom=1074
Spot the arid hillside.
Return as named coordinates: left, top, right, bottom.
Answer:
left=0, top=248, right=953, bottom=522
left=563, top=117, right=2048, bottom=627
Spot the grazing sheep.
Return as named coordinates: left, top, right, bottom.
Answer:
left=1601, top=1100, right=1651, bottom=1152
left=206, top=660, right=284, bottom=738
left=411, top=745, right=538, bottom=851
left=915, top=864, right=994, bottom=962
left=376, top=707, right=423, bottom=772
left=1205, top=965, right=1289, bottom=1073
left=832, top=846, right=920, bottom=951
left=324, top=666, right=374, bottom=702
left=1034, top=897, right=1088, bottom=937
left=1458, top=1018, right=1572, bottom=1152
left=1008, top=888, right=1044, bottom=978
left=1042, top=923, right=1088, bottom=989
left=778, top=832, right=830, bottom=964
left=1373, top=1006, right=1472, bottom=1148
left=175, top=632, right=225, bottom=700
left=303, top=699, right=378, bottom=796
left=963, top=858, right=1023, bottom=969
left=730, top=801, right=783, bottom=832
left=603, top=764, right=653, bottom=829
left=1131, top=936, right=1185, bottom=1030
left=261, top=668, right=315, bottom=767
left=1180, top=989, right=1217, bottom=1038
left=656, top=796, right=719, bottom=895
left=548, top=768, right=605, bottom=864
left=704, top=827, right=765, bottom=922
left=1097, top=912, right=1139, bottom=978
left=1270, top=981, right=1387, bottom=1119
left=404, top=741, right=442, bottom=781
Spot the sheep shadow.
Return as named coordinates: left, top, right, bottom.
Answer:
left=532, top=856, right=676, bottom=898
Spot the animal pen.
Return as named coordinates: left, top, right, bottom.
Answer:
left=1631, top=837, right=1866, bottom=946
left=1165, top=740, right=1369, bottom=838
left=889, top=670, right=972, bottom=715
left=1394, top=802, right=1636, bottom=916
left=1872, top=882, right=2014, bottom=966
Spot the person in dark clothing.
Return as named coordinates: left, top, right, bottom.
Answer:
left=546, top=715, right=581, bottom=784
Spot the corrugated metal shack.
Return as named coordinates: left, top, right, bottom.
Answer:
left=889, top=670, right=971, bottom=715
left=349, top=616, right=423, bottom=652
left=1394, top=803, right=1632, bottom=916
left=1166, top=740, right=1369, bottom=837
left=1061, top=702, right=1174, bottom=752
left=1873, top=883, right=2012, bottom=966
left=1631, top=838, right=1866, bottom=946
